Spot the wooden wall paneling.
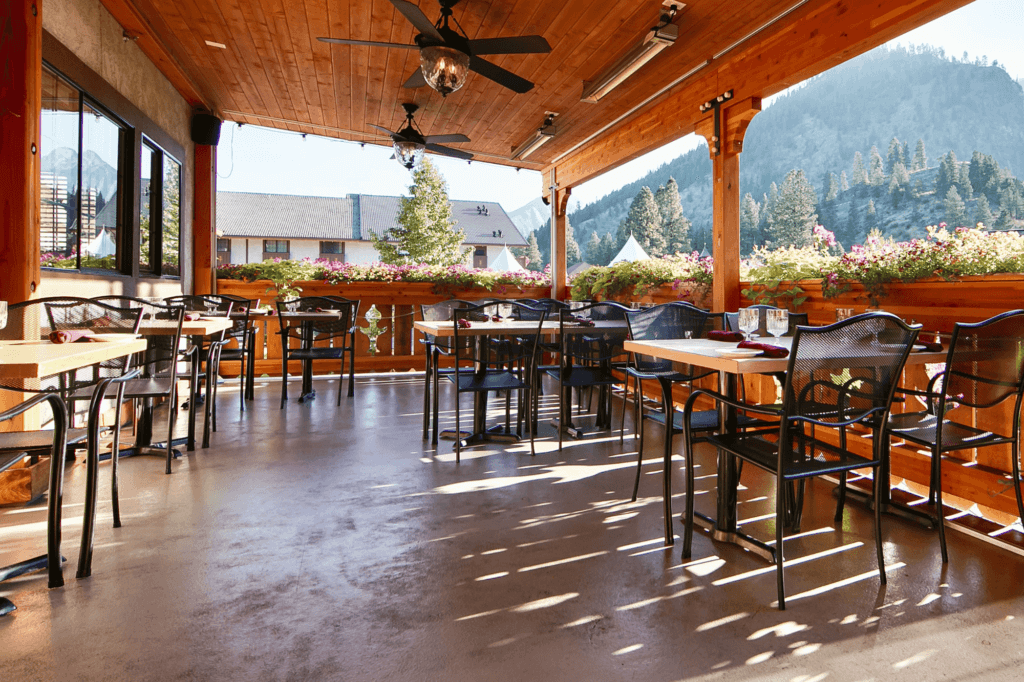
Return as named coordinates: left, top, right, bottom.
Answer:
left=260, top=0, right=310, bottom=124
left=347, top=2, right=373, bottom=139
left=201, top=1, right=267, bottom=118
left=325, top=0, right=352, bottom=132
left=221, top=0, right=282, bottom=120
left=373, top=4, right=419, bottom=133
left=285, top=0, right=326, bottom=128
left=155, top=0, right=238, bottom=112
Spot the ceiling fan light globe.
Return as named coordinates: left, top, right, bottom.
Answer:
left=420, top=45, right=470, bottom=96
left=393, top=140, right=424, bottom=169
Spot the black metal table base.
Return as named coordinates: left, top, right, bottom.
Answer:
left=0, top=554, right=66, bottom=617
left=440, top=425, right=521, bottom=445
left=691, top=512, right=778, bottom=563
left=298, top=389, right=316, bottom=403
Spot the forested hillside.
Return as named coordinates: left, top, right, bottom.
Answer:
left=552, top=44, right=1024, bottom=267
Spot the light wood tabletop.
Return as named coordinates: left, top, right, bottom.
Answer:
left=0, top=336, right=149, bottom=379
left=137, top=317, right=234, bottom=336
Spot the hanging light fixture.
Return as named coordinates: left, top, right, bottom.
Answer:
left=419, top=45, right=471, bottom=97
left=393, top=139, right=425, bottom=170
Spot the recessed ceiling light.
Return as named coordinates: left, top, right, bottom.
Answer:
left=205, top=40, right=227, bottom=49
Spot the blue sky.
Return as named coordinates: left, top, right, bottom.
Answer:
left=216, top=0, right=1023, bottom=213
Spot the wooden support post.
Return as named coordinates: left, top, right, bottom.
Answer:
left=548, top=168, right=570, bottom=301
left=193, top=143, right=216, bottom=295
left=696, top=97, right=761, bottom=312
left=0, top=0, right=42, bottom=306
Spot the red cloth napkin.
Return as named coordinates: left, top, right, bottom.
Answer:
left=738, top=341, right=789, bottom=358
left=49, top=330, right=96, bottom=344
left=183, top=313, right=202, bottom=321
left=457, top=319, right=472, bottom=329
left=708, top=330, right=743, bottom=342
left=236, top=307, right=247, bottom=313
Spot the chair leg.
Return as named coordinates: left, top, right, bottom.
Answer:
left=347, top=343, right=355, bottom=398
left=934, top=451, right=948, bottom=563
left=661, top=381, right=674, bottom=546
left=78, top=381, right=109, bottom=579
left=247, top=329, right=258, bottom=400
left=422, top=344, right=432, bottom=439
left=873, top=465, right=887, bottom=585
left=775, top=477, right=787, bottom=610
left=558, top=384, right=566, bottom=452
left=202, top=370, right=214, bottom=449
left=280, top=350, right=288, bottom=409
left=682, top=427, right=696, bottom=559
left=454, top=385, right=461, bottom=464
left=166, top=383, right=177, bottom=475
left=1014, top=438, right=1024, bottom=527
left=338, top=353, right=345, bottom=406
left=834, top=471, right=848, bottom=524
left=111, top=382, right=126, bottom=529
left=432, top=354, right=441, bottom=445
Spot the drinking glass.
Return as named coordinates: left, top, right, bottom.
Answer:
left=766, top=309, right=788, bottom=344
left=0, top=301, right=6, bottom=350
left=738, top=308, right=758, bottom=342
left=835, top=307, right=856, bottom=322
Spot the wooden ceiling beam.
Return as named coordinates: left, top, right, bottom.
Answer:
left=544, top=0, right=977, bottom=195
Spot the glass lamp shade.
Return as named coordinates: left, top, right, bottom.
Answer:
left=419, top=45, right=470, bottom=96
left=393, top=140, right=424, bottom=169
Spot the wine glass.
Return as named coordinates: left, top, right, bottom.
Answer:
left=0, top=301, right=6, bottom=349
left=835, top=307, right=855, bottom=322
left=766, top=309, right=789, bottom=345
left=738, top=308, right=758, bottom=342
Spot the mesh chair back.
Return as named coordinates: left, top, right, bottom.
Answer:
left=277, top=296, right=356, bottom=345
left=941, top=310, right=1024, bottom=410
left=726, top=305, right=809, bottom=337
left=421, top=300, right=473, bottom=351
left=452, top=301, right=546, bottom=374
left=218, top=294, right=258, bottom=342
left=93, top=296, right=185, bottom=378
left=558, top=302, right=630, bottom=369
left=44, top=298, right=143, bottom=393
left=164, top=295, right=234, bottom=342
left=627, top=302, right=711, bottom=373
left=782, top=313, right=918, bottom=427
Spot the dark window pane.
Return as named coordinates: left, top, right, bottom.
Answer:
left=39, top=66, right=80, bottom=268
left=139, top=144, right=154, bottom=273
left=80, top=102, right=122, bottom=271
left=162, top=157, right=181, bottom=276
left=320, top=241, right=342, bottom=254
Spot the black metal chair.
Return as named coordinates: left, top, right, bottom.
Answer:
left=165, top=295, right=234, bottom=448
left=545, top=302, right=630, bottom=451
left=624, top=302, right=718, bottom=501
left=889, top=309, right=1024, bottom=563
left=94, top=296, right=189, bottom=472
left=448, top=301, right=546, bottom=462
left=682, top=312, right=919, bottom=609
left=276, top=296, right=359, bottom=407
left=217, top=294, right=259, bottom=407
left=420, top=299, right=473, bottom=444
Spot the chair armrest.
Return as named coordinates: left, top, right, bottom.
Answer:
left=0, top=392, right=59, bottom=422
left=683, top=388, right=783, bottom=418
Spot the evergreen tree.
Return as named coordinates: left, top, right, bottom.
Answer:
left=599, top=233, right=616, bottom=265
left=891, top=161, right=910, bottom=187
left=764, top=169, right=817, bottom=249
left=868, top=145, right=887, bottom=186
left=912, top=138, right=927, bottom=171
left=654, top=177, right=691, bottom=255
left=996, top=198, right=1015, bottom=229
left=840, top=171, right=849, bottom=191
left=958, top=164, right=973, bottom=199
left=565, top=216, right=581, bottom=267
left=585, top=232, right=601, bottom=265
left=974, top=194, right=993, bottom=227
left=762, top=182, right=780, bottom=230
left=889, top=174, right=903, bottom=208
left=524, top=232, right=543, bottom=271
left=866, top=199, right=877, bottom=231
left=739, top=192, right=761, bottom=255
left=616, top=186, right=666, bottom=256
left=824, top=173, right=839, bottom=202
left=372, top=157, right=466, bottom=266
left=886, top=137, right=902, bottom=174
left=852, top=152, right=868, bottom=185
left=935, top=151, right=958, bottom=197
left=944, top=186, right=967, bottom=227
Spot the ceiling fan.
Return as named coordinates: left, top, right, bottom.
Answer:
left=372, top=103, right=472, bottom=169
left=318, top=0, right=551, bottom=96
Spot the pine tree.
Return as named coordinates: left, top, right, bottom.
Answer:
left=958, top=164, right=973, bottom=200
left=740, top=192, right=761, bottom=255
left=599, top=233, right=616, bottom=266
left=889, top=174, right=903, bottom=209
left=764, top=169, right=817, bottom=249
left=654, top=177, right=691, bottom=255
left=974, top=194, right=993, bottom=227
left=824, top=173, right=839, bottom=202
left=840, top=171, right=849, bottom=191
left=996, top=198, right=1015, bottom=229
left=616, top=186, right=666, bottom=256
left=524, top=232, right=543, bottom=271
left=868, top=145, right=887, bottom=186
left=372, top=157, right=466, bottom=266
left=944, top=186, right=967, bottom=227
left=852, top=152, right=868, bottom=185
left=912, top=139, right=927, bottom=171
left=935, top=151, right=958, bottom=197
left=886, top=137, right=902, bottom=174
left=564, top=216, right=582, bottom=267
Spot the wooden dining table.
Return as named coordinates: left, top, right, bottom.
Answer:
left=623, top=336, right=946, bottom=560
left=0, top=335, right=148, bottom=607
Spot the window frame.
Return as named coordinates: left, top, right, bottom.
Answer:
left=319, top=240, right=345, bottom=262
left=138, top=136, right=182, bottom=279
left=263, top=240, right=290, bottom=260
left=216, top=238, right=231, bottom=266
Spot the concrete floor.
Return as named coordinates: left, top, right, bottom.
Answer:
left=2, top=374, right=1023, bottom=681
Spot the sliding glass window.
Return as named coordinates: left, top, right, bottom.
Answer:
left=139, top=139, right=181, bottom=277
left=40, top=63, right=126, bottom=271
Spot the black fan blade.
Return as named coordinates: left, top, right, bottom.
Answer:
left=425, top=143, right=472, bottom=160
left=468, top=35, right=551, bottom=56
left=317, top=37, right=417, bottom=50
left=403, top=69, right=427, bottom=89
left=469, top=56, right=534, bottom=93
left=390, top=0, right=443, bottom=41
left=424, top=133, right=470, bottom=144
left=369, top=123, right=400, bottom=139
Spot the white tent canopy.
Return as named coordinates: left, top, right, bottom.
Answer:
left=86, top=228, right=117, bottom=258
left=609, top=234, right=650, bottom=265
left=488, top=244, right=525, bottom=272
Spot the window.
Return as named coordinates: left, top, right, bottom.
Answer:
left=40, top=64, right=127, bottom=272
left=263, top=240, right=290, bottom=260
left=319, top=241, right=344, bottom=262
left=216, top=238, right=231, bottom=266
left=139, top=139, right=181, bottom=277
left=473, top=246, right=487, bottom=268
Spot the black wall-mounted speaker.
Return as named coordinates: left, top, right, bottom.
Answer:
left=191, top=113, right=222, bottom=146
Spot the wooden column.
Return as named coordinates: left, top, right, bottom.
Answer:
left=0, top=0, right=42, bottom=305
left=193, top=143, right=216, bottom=295
left=696, top=97, right=761, bottom=312
left=548, top=167, right=570, bottom=301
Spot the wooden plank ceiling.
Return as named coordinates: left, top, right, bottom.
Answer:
left=101, top=0, right=972, bottom=177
